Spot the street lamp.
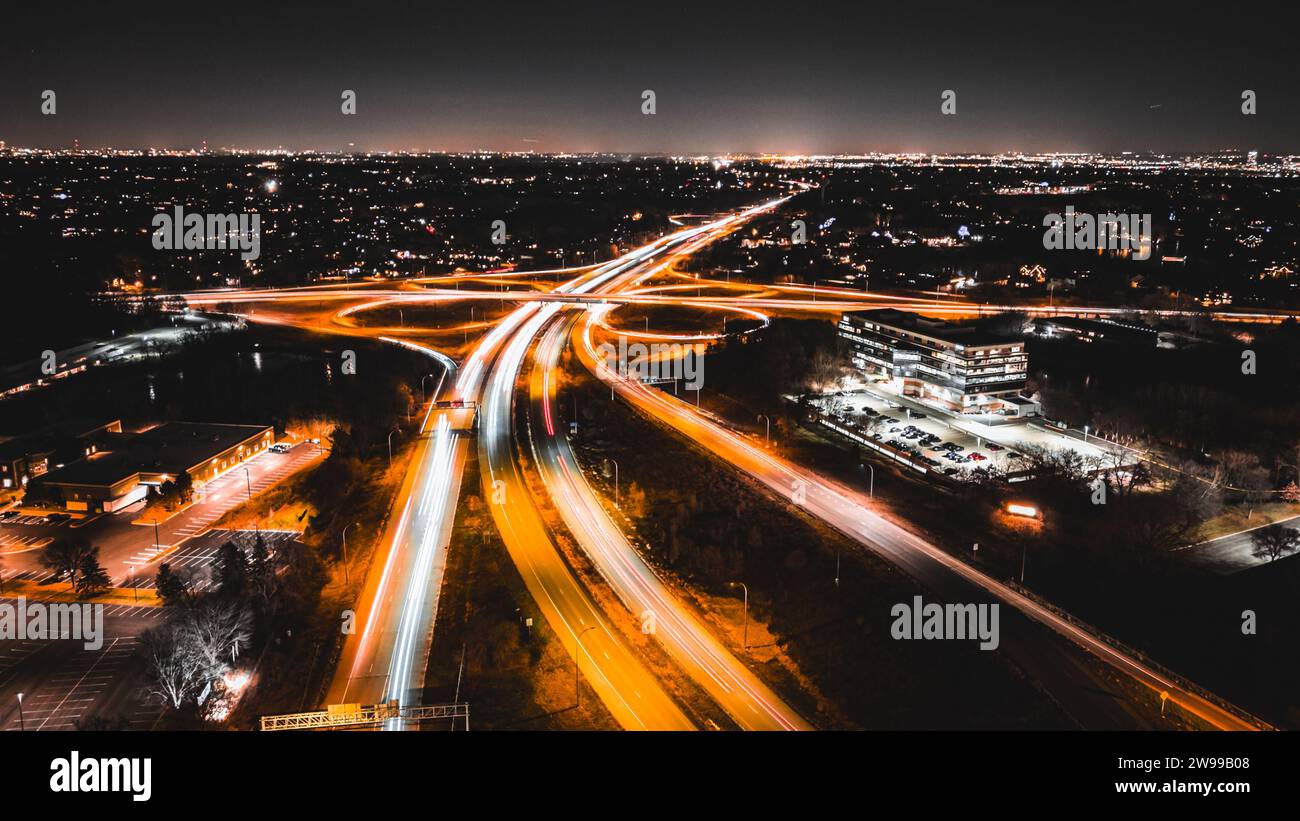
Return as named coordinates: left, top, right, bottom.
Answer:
left=129, top=565, right=138, bottom=603
left=757, top=414, right=770, bottom=446
left=604, top=458, right=619, bottom=508
left=16, top=693, right=24, bottom=731
left=728, top=582, right=749, bottom=650
left=241, top=466, right=252, bottom=500
left=421, top=373, right=435, bottom=405
left=387, top=427, right=400, bottom=467
left=1083, top=424, right=1090, bottom=443
left=574, top=625, right=597, bottom=707
left=863, top=461, right=874, bottom=498
left=342, top=522, right=359, bottom=585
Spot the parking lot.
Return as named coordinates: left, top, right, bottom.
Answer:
left=0, top=511, right=69, bottom=554
left=124, top=528, right=300, bottom=591
left=813, top=389, right=1118, bottom=477
left=0, top=441, right=319, bottom=588
left=0, top=602, right=167, bottom=731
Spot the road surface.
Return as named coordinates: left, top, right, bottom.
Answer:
left=528, top=312, right=809, bottom=729
left=575, top=306, right=1269, bottom=732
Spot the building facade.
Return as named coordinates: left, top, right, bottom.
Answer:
left=39, top=422, right=274, bottom=513
left=837, top=309, right=1032, bottom=415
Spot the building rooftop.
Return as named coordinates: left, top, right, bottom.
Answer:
left=40, top=422, right=271, bottom=488
left=40, top=452, right=141, bottom=488
left=842, top=309, right=1020, bottom=348
left=125, top=422, right=271, bottom=474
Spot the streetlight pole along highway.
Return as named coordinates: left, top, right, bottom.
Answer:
left=757, top=414, right=770, bottom=446
left=342, top=521, right=359, bottom=585
left=387, top=427, right=400, bottom=467
left=728, top=582, right=749, bottom=650
left=242, top=466, right=252, bottom=500
left=15, top=693, right=24, bottom=731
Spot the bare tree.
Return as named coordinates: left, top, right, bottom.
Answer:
left=140, top=623, right=205, bottom=710
left=808, top=348, right=842, bottom=392
left=1251, top=525, right=1300, bottom=562
left=183, top=598, right=254, bottom=682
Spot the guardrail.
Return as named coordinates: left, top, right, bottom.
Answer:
left=1005, top=580, right=1274, bottom=730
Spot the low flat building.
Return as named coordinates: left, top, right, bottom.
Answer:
left=838, top=309, right=1033, bottom=415
left=1032, top=316, right=1158, bottom=347
left=0, top=418, right=122, bottom=491
left=38, top=421, right=274, bottom=513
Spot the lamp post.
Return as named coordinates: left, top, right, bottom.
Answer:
left=728, top=582, right=749, bottom=650
left=757, top=414, right=770, bottom=446
left=1083, top=424, right=1090, bottom=443
left=388, top=427, right=400, bottom=467
left=242, top=466, right=252, bottom=500
left=864, top=461, right=874, bottom=498
left=129, top=565, right=138, bottom=603
left=421, top=373, right=435, bottom=405
left=16, top=693, right=24, bottom=731
left=342, top=522, right=359, bottom=585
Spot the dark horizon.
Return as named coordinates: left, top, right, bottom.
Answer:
left=3, top=1, right=1299, bottom=155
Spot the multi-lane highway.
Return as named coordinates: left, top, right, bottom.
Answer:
left=528, top=313, right=809, bottom=730
left=178, top=193, right=1277, bottom=732
left=573, top=307, right=1268, bottom=731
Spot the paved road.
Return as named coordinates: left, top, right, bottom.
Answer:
left=1179, top=515, right=1300, bottom=574
left=575, top=307, right=1268, bottom=731
left=326, top=349, right=464, bottom=724
left=477, top=257, right=696, bottom=731
left=528, top=312, right=808, bottom=730
left=0, top=602, right=167, bottom=731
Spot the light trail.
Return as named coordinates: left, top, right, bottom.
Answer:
left=529, top=313, right=809, bottom=729
left=576, top=305, right=1271, bottom=732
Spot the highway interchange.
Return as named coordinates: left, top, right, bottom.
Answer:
left=179, top=194, right=1285, bottom=731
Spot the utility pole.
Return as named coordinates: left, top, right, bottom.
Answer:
left=342, top=522, right=359, bottom=585
left=728, top=582, right=749, bottom=650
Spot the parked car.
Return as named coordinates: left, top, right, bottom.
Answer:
left=986, top=443, right=1004, bottom=451
left=269, top=443, right=292, bottom=453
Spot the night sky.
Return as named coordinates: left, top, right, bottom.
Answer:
left=3, top=1, right=1298, bottom=154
